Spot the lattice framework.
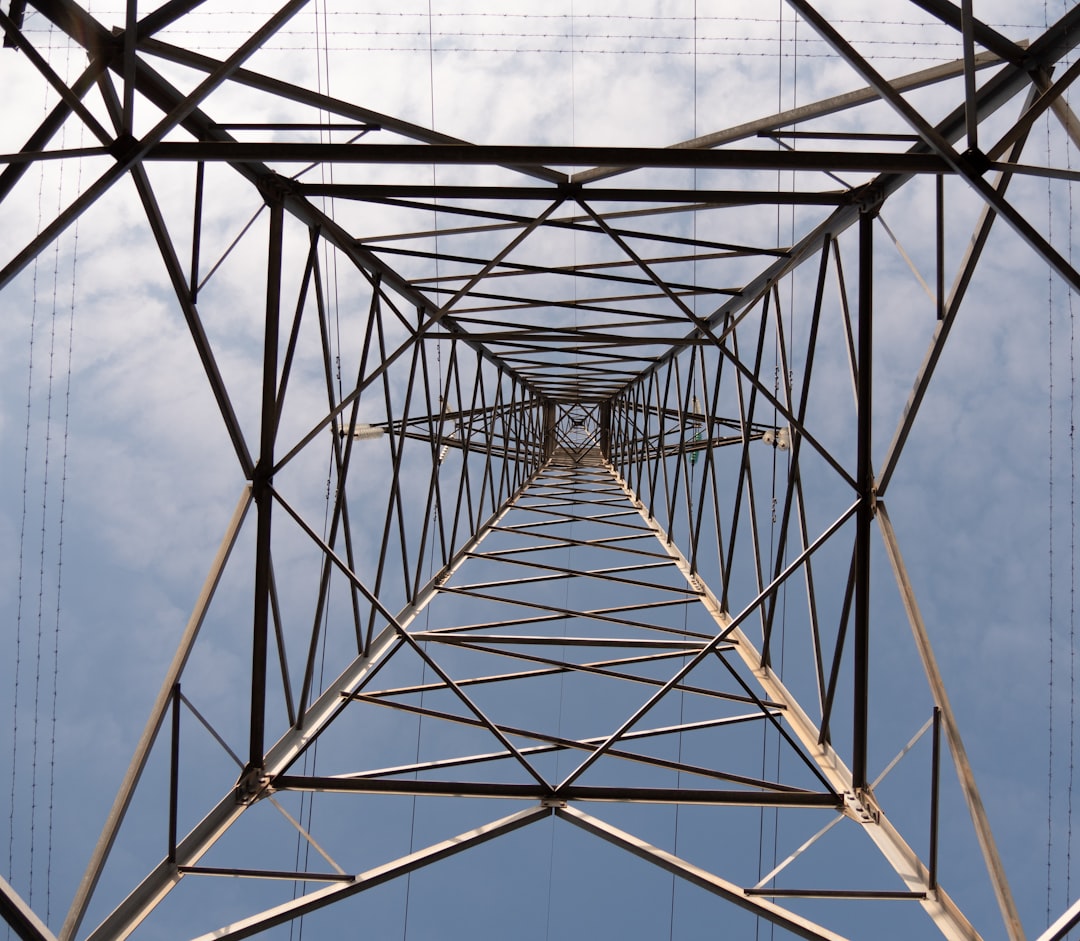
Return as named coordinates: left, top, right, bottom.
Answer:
left=3, top=2, right=1080, bottom=940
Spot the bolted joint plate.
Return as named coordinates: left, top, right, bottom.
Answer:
left=235, top=765, right=272, bottom=805
left=843, top=788, right=881, bottom=825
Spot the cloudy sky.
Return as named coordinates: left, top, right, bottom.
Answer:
left=2, top=1, right=1079, bottom=939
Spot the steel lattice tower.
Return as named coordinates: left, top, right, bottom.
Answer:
left=2, top=2, right=1080, bottom=940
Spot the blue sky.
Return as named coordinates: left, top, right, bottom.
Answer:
left=2, top=2, right=1079, bottom=939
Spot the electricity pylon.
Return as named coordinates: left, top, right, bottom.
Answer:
left=2, top=2, right=1080, bottom=939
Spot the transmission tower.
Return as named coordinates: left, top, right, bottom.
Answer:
left=2, top=2, right=1080, bottom=940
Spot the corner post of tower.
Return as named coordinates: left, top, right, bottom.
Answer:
left=853, top=198, right=879, bottom=792
left=598, top=401, right=612, bottom=460
left=543, top=401, right=557, bottom=461
left=246, top=180, right=286, bottom=789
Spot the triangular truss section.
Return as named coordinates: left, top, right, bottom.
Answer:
left=4, top=3, right=1080, bottom=941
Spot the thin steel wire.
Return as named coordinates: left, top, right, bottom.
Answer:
left=400, top=10, right=440, bottom=939
left=8, top=144, right=42, bottom=915
left=1047, top=0, right=1058, bottom=919
left=290, top=9, right=337, bottom=940
left=45, top=143, right=78, bottom=927
left=1068, top=21, right=1077, bottom=903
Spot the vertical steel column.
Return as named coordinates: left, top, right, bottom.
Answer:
left=935, top=174, right=945, bottom=321
left=248, top=191, right=284, bottom=778
left=930, top=705, right=942, bottom=890
left=852, top=206, right=874, bottom=790
left=190, top=162, right=205, bottom=303
left=167, top=683, right=181, bottom=863
left=543, top=402, right=556, bottom=461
